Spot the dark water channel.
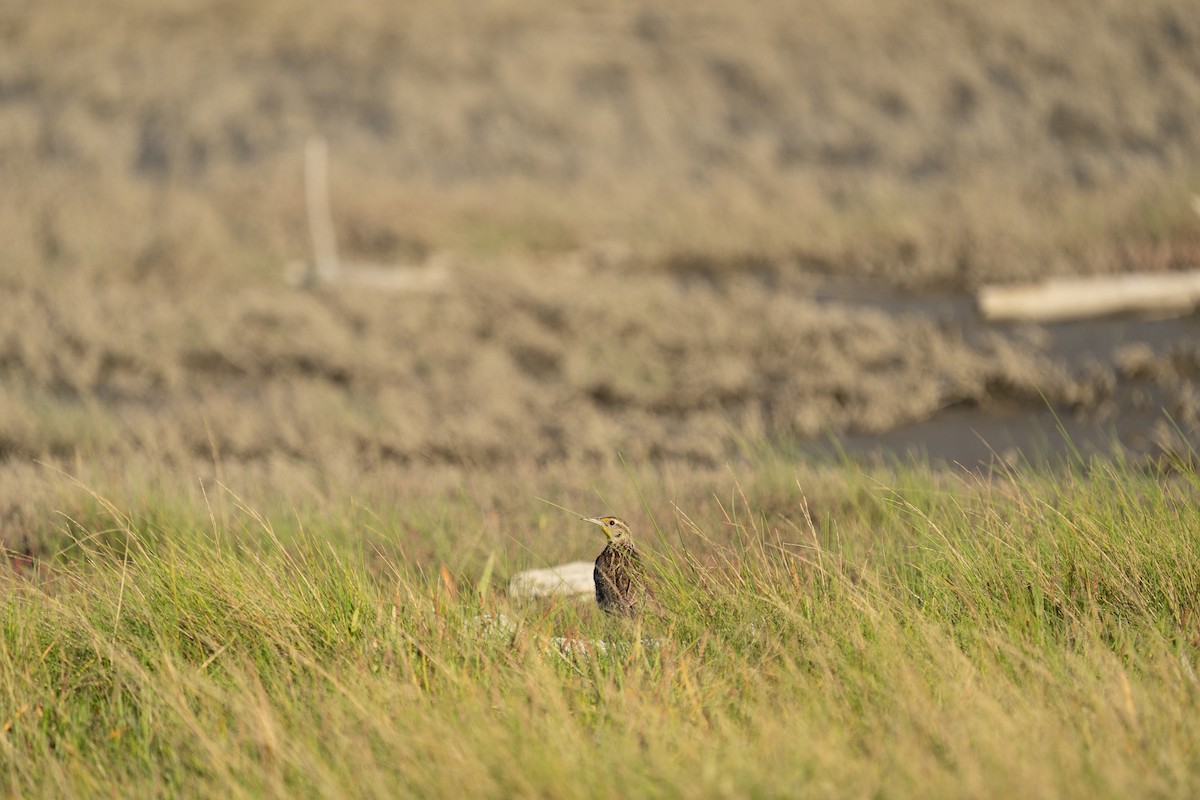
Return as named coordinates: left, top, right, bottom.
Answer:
left=801, top=278, right=1200, bottom=468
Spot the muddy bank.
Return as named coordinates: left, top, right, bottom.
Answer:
left=802, top=280, right=1200, bottom=465
left=1, top=264, right=1196, bottom=471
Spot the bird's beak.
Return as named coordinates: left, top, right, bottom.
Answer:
left=581, top=516, right=612, bottom=540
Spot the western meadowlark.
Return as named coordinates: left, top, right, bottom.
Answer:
left=582, top=515, right=647, bottom=617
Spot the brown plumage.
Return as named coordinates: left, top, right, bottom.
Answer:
left=582, top=515, right=648, bottom=617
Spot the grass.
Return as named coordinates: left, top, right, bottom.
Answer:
left=6, top=0, right=1200, bottom=285
left=3, top=455, right=1198, bottom=797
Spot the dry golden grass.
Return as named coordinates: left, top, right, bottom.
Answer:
left=0, top=261, right=1126, bottom=475
left=1, top=0, right=1198, bottom=490
left=2, top=0, right=1199, bottom=284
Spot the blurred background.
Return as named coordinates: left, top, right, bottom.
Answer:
left=2, top=0, right=1200, bottom=485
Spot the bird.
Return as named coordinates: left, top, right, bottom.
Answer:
left=581, top=515, right=648, bottom=617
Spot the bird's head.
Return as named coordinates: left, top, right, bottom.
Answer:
left=582, top=515, right=633, bottom=544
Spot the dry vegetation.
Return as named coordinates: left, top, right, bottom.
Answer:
left=3, top=0, right=1200, bottom=282
left=2, top=0, right=1200, bottom=483
left=0, top=264, right=1117, bottom=468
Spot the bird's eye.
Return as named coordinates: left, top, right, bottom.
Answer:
left=607, top=519, right=615, bottom=526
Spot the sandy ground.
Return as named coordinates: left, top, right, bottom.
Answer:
left=1, top=0, right=1200, bottom=506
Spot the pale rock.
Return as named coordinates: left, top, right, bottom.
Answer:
left=508, top=560, right=595, bottom=599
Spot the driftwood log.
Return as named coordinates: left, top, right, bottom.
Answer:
left=978, top=271, right=1200, bottom=322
